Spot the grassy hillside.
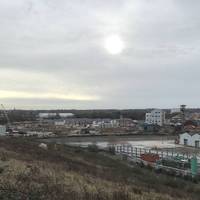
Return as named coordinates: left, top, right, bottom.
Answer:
left=0, top=138, right=199, bottom=200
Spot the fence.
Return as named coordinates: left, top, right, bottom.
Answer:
left=112, top=144, right=194, bottom=160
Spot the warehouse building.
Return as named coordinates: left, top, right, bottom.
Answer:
left=38, top=113, right=74, bottom=119
left=179, top=132, right=200, bottom=148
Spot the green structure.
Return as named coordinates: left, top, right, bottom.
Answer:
left=191, top=156, right=198, bottom=177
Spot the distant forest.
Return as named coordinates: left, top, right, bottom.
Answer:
left=0, top=108, right=200, bottom=124
left=0, top=109, right=149, bottom=124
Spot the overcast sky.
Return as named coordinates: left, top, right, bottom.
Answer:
left=0, top=0, right=200, bottom=109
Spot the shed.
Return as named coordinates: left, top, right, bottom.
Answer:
left=179, top=133, right=192, bottom=146
left=179, top=132, right=200, bottom=148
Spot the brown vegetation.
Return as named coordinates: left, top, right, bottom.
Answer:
left=0, top=138, right=199, bottom=199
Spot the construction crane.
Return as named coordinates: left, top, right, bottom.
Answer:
left=1, top=104, right=11, bottom=131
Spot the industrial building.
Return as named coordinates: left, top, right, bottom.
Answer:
left=38, top=113, right=74, bottom=119
left=38, top=113, right=57, bottom=119
left=145, top=109, right=166, bottom=126
left=59, top=113, right=74, bottom=118
left=54, top=119, right=66, bottom=126
left=115, top=144, right=199, bottom=179
left=179, top=132, right=200, bottom=148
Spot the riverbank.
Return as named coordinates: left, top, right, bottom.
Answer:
left=42, top=134, right=176, bottom=143
left=41, top=134, right=177, bottom=150
left=0, top=137, right=199, bottom=200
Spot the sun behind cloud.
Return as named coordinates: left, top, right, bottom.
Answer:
left=104, top=35, right=124, bottom=55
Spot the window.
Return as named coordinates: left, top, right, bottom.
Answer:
left=195, top=140, right=199, bottom=148
left=184, top=139, right=188, bottom=146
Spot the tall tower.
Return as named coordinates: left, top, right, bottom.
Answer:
left=180, top=105, right=186, bottom=123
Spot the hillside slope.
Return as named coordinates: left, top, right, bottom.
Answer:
left=0, top=138, right=199, bottom=200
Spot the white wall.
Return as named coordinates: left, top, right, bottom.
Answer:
left=0, top=125, right=6, bottom=136
left=191, top=134, right=200, bottom=147
left=179, top=133, right=192, bottom=146
left=179, top=132, right=200, bottom=147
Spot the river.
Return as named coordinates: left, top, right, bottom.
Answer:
left=41, top=134, right=177, bottom=149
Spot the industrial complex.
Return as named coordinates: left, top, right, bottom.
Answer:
left=1, top=104, right=200, bottom=181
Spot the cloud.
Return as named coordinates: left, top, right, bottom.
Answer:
left=0, top=0, right=200, bottom=109
left=0, top=90, right=99, bottom=101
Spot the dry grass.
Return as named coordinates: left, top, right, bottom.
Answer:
left=0, top=138, right=199, bottom=200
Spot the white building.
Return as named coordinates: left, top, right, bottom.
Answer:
left=59, top=113, right=74, bottom=118
left=39, top=113, right=57, bottom=119
left=0, top=125, right=6, bottom=136
left=170, top=108, right=181, bottom=114
left=145, top=109, right=166, bottom=126
left=39, top=113, right=74, bottom=119
left=54, top=120, right=66, bottom=126
left=25, top=131, right=53, bottom=138
left=179, top=132, right=200, bottom=148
